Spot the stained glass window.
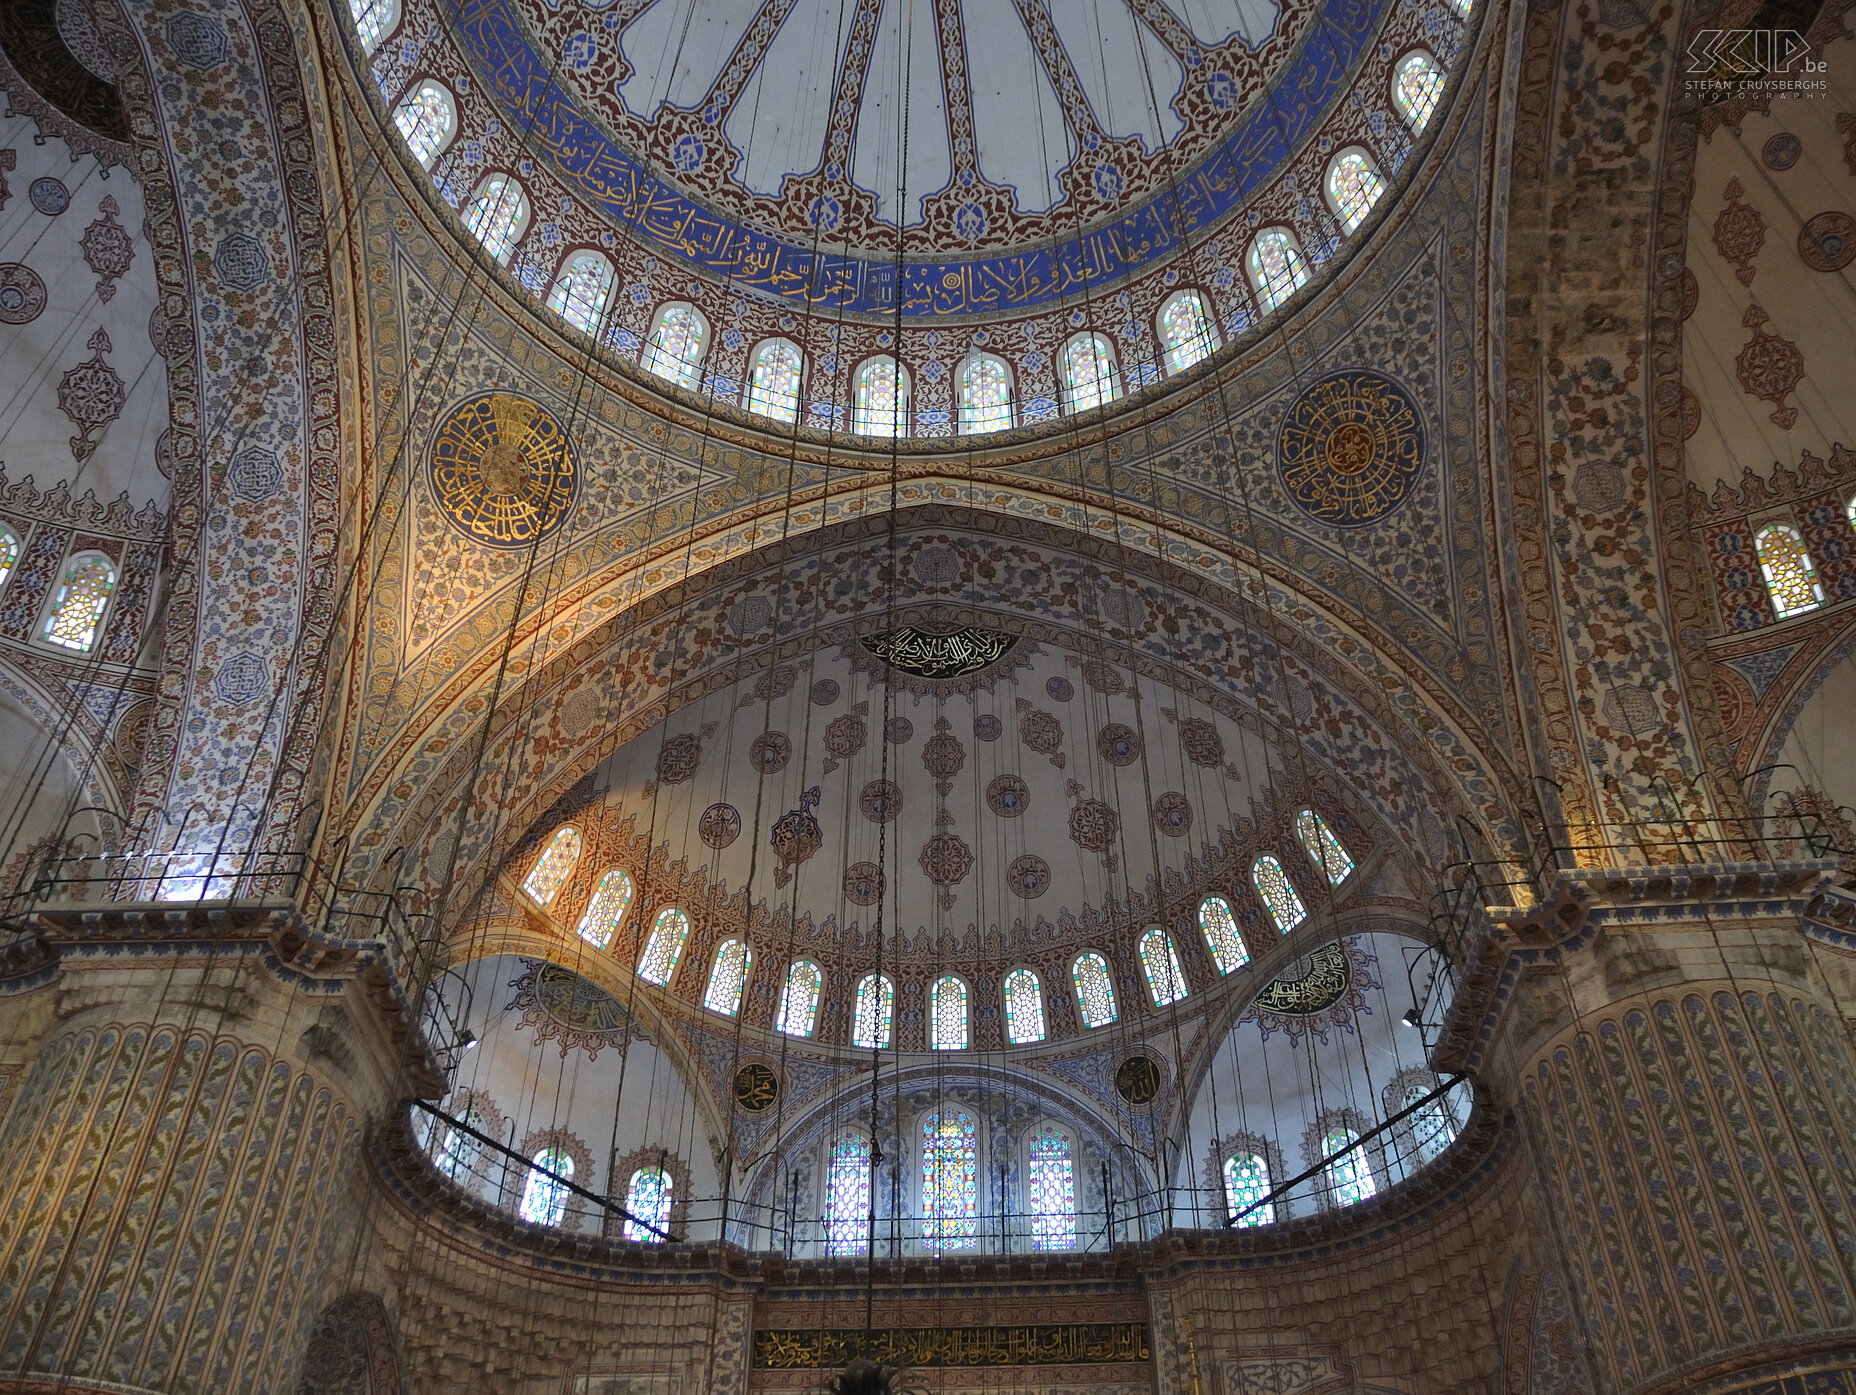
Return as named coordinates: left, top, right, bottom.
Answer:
left=931, top=975, right=968, bottom=1050
left=778, top=959, right=822, bottom=1037
left=747, top=340, right=803, bottom=423
left=853, top=972, right=893, bottom=1048
left=519, top=1148, right=572, bottom=1227
left=1325, top=150, right=1384, bottom=233
left=637, top=907, right=690, bottom=985
left=1392, top=51, right=1444, bottom=132
left=349, top=0, right=398, bottom=51
left=1755, top=522, right=1825, bottom=619
left=623, top=1166, right=673, bottom=1242
left=1072, top=952, right=1119, bottom=1028
left=38, top=553, right=114, bottom=654
left=393, top=82, right=454, bottom=167
left=1224, top=1152, right=1273, bottom=1226
left=1002, top=968, right=1045, bottom=1044
left=824, top=1132, right=872, bottom=1255
left=547, top=252, right=614, bottom=336
left=1295, top=811, right=1354, bottom=887
left=1159, top=292, right=1218, bottom=375
left=1404, top=1081, right=1457, bottom=1164
left=853, top=357, right=908, bottom=436
left=434, top=1110, right=485, bottom=1183
left=1247, top=230, right=1308, bottom=315
left=521, top=825, right=582, bottom=907
left=1199, top=895, right=1250, bottom=974
left=1252, top=855, right=1308, bottom=933
left=1139, top=927, right=1188, bottom=1006
left=1323, top=1128, right=1376, bottom=1207
left=1062, top=335, right=1118, bottom=413
left=463, top=175, right=529, bottom=264
left=703, top=938, right=752, bottom=1015
left=958, top=354, right=1014, bottom=434
left=921, top=1110, right=978, bottom=1250
left=574, top=868, right=633, bottom=948
left=1451, top=0, right=1472, bottom=13
left=0, top=528, right=17, bottom=590
left=1027, top=1126, right=1076, bottom=1251
left=643, top=305, right=707, bottom=389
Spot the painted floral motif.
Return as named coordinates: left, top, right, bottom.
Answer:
left=1711, top=178, right=1766, bottom=285
left=749, top=729, right=790, bottom=774
left=1734, top=304, right=1805, bottom=429
left=1068, top=798, right=1120, bottom=857
left=80, top=195, right=133, bottom=302
left=919, top=829, right=974, bottom=909
left=655, top=729, right=706, bottom=784
left=822, top=702, right=868, bottom=773
left=1177, top=716, right=1224, bottom=767
left=1797, top=211, right=1856, bottom=273
left=921, top=715, right=965, bottom=795
left=57, top=328, right=124, bottom=462
left=1015, top=697, right=1065, bottom=767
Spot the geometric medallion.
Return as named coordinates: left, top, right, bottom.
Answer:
left=1276, top=369, right=1426, bottom=527
left=428, top=391, right=577, bottom=547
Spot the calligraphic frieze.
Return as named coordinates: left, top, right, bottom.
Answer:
left=860, top=626, right=1019, bottom=679
left=751, top=1323, right=1151, bottom=1369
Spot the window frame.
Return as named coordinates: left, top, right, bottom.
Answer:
left=546, top=248, right=617, bottom=338
left=1138, top=926, right=1188, bottom=1007
left=1322, top=147, right=1385, bottom=235
left=851, top=354, right=911, bottom=437
left=745, top=336, right=805, bottom=422
left=34, top=549, right=117, bottom=655
left=1059, top=332, right=1121, bottom=415
left=929, top=973, right=970, bottom=1050
left=1198, top=893, right=1251, bottom=974
left=573, top=867, right=634, bottom=948
left=1002, top=965, right=1046, bottom=1044
left=461, top=172, right=531, bottom=265
left=1753, top=519, right=1826, bottom=619
left=1156, top=289, right=1220, bottom=376
left=1024, top=1122, right=1077, bottom=1252
left=1390, top=47, right=1445, bottom=133
left=777, top=958, right=823, bottom=1037
left=642, top=301, right=710, bottom=390
left=1295, top=810, right=1355, bottom=888
left=636, top=905, right=691, bottom=986
left=391, top=78, right=456, bottom=168
left=822, top=1128, right=875, bottom=1256
left=349, top=0, right=401, bottom=52
left=1252, top=853, right=1310, bottom=933
left=519, top=824, right=582, bottom=908
left=956, top=350, right=1016, bottom=435
left=518, top=1147, right=574, bottom=1227
left=0, top=525, right=19, bottom=594
left=1072, top=950, right=1120, bottom=1028
left=1245, top=225, right=1310, bottom=316
left=852, top=971, right=894, bottom=1049
left=703, top=936, right=753, bottom=1016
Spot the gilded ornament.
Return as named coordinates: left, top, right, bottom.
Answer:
left=428, top=391, right=577, bottom=547
left=1276, top=369, right=1425, bottom=526
left=732, top=1063, right=779, bottom=1112
left=1252, top=941, right=1351, bottom=1015
left=859, top=625, right=1018, bottom=679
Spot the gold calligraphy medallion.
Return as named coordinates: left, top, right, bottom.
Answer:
left=1276, top=369, right=1425, bottom=526
left=429, top=391, right=577, bottom=547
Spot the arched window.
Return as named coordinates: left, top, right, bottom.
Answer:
left=637, top=907, right=690, bottom=985
left=921, top=1110, right=978, bottom=1251
left=777, top=959, right=822, bottom=1037
left=1755, top=522, right=1825, bottom=618
left=623, top=1166, right=673, bottom=1242
left=1403, top=1080, right=1458, bottom=1165
left=1324, top=149, right=1385, bottom=234
left=434, top=1110, right=486, bottom=1183
left=1451, top=0, right=1473, bottom=13
left=392, top=81, right=455, bottom=167
left=824, top=1132, right=872, bottom=1255
left=1199, top=895, right=1250, bottom=974
left=349, top=0, right=399, bottom=52
left=1392, top=50, right=1444, bottom=133
left=462, top=174, right=530, bottom=264
left=1247, top=229, right=1308, bottom=315
left=0, top=527, right=18, bottom=590
left=518, top=1148, right=572, bottom=1227
left=746, top=339, right=803, bottom=423
left=1139, top=927, right=1188, bottom=1006
left=1061, top=334, right=1119, bottom=413
left=1159, top=291, right=1218, bottom=375
left=1252, top=855, right=1308, bottom=933
left=958, top=353, right=1014, bottom=434
left=930, top=974, right=968, bottom=1050
left=520, top=825, right=582, bottom=907
left=574, top=868, right=634, bottom=948
left=853, top=357, right=908, bottom=436
left=38, top=552, right=115, bottom=654
left=547, top=251, right=614, bottom=336
left=1322, top=1128, right=1376, bottom=1207
left=704, top=938, right=752, bottom=1015
left=1072, top=951, right=1119, bottom=1028
left=853, top=972, right=893, bottom=1048
left=1224, top=1152, right=1273, bottom=1226
left=643, top=303, right=708, bottom=389
left=1295, top=811, right=1355, bottom=886
left=1027, top=1125, right=1076, bottom=1251
left=1003, top=968, right=1046, bottom=1044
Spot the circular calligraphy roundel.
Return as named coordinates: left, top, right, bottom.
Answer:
left=428, top=391, right=577, bottom=548
left=1276, top=369, right=1426, bottom=527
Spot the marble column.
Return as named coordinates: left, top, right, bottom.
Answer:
left=1455, top=865, right=1856, bottom=1395
left=0, top=907, right=428, bottom=1394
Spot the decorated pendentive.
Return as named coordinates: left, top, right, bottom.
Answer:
left=1276, top=369, right=1426, bottom=527
left=428, top=391, right=577, bottom=547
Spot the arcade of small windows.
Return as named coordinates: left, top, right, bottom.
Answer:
left=643, top=304, right=708, bottom=390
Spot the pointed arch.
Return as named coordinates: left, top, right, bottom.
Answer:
left=1296, top=811, right=1355, bottom=886
left=777, top=959, right=822, bottom=1037
left=853, top=972, right=893, bottom=1048
left=1252, top=855, right=1308, bottom=932
left=703, top=937, right=752, bottom=1015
